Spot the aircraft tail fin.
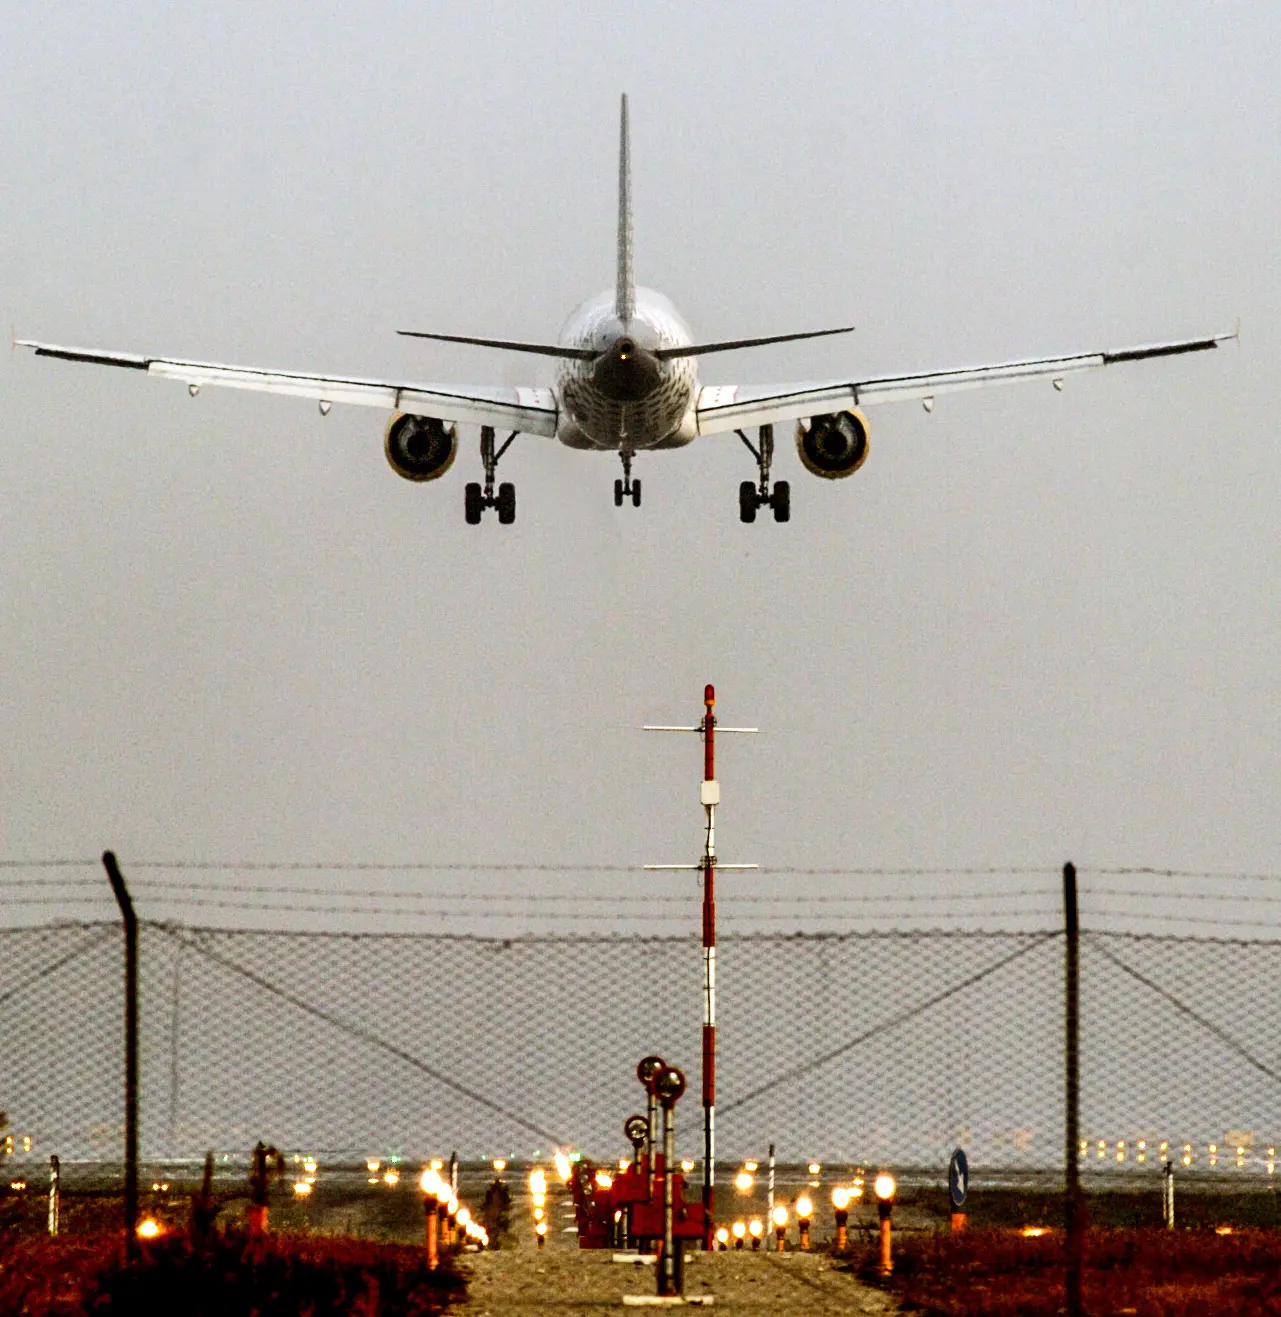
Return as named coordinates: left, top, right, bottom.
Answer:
left=615, top=93, right=635, bottom=322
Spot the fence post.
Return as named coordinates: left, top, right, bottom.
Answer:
left=104, top=851, right=139, bottom=1262
left=1064, top=861, right=1083, bottom=1317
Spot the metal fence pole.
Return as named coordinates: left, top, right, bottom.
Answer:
left=1064, top=861, right=1083, bottom=1317
left=104, top=851, right=139, bottom=1262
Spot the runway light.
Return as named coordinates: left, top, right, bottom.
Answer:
left=735, top=1171, right=754, bottom=1192
left=304, top=1160, right=317, bottom=1175
left=8, top=1181, right=26, bottom=1192
left=594, top=1170, right=613, bottom=1190
left=1021, top=1226, right=1047, bottom=1238
left=534, top=1207, right=544, bottom=1221
left=807, top=1163, right=821, bottom=1176
left=554, top=1151, right=572, bottom=1183
left=874, top=1174, right=896, bottom=1203
left=772, top=1206, right=788, bottom=1227
left=744, top=1161, right=758, bottom=1172
left=715, top=1226, right=729, bottom=1250
left=420, top=1169, right=441, bottom=1195
left=367, top=1159, right=381, bottom=1173
left=732, top=1220, right=746, bottom=1248
left=136, top=1218, right=161, bottom=1240
left=832, top=1187, right=850, bottom=1210
left=457, top=1207, right=471, bottom=1227
left=680, top=1159, right=695, bottom=1174
left=383, top=1169, right=400, bottom=1187
left=529, top=1169, right=547, bottom=1195
left=619, top=1158, right=631, bottom=1173
left=368, top=1177, right=379, bottom=1185
left=749, top=1218, right=763, bottom=1240
left=293, top=1181, right=312, bottom=1197
left=493, top=1159, right=507, bottom=1173
left=1216, top=1225, right=1233, bottom=1236
left=796, top=1195, right=813, bottom=1220
left=533, top=1192, right=546, bottom=1208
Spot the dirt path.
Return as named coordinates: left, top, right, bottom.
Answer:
left=456, top=1245, right=899, bottom=1314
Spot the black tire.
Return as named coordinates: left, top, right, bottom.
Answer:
left=496, top=482, right=516, bottom=525
left=631, top=479, right=642, bottom=508
left=614, top=478, right=624, bottom=507
left=772, top=480, right=791, bottom=523
left=465, top=482, right=483, bottom=525
left=739, top=480, right=758, bottom=524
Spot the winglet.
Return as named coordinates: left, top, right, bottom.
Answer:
left=615, top=93, right=635, bottom=323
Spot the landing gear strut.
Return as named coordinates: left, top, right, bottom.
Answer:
left=737, top=424, right=789, bottom=523
left=613, top=449, right=642, bottom=508
left=465, top=426, right=518, bottom=524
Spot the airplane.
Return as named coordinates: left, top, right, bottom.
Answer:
left=19, top=95, right=1231, bottom=526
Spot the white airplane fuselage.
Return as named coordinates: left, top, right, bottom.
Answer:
left=554, top=288, right=698, bottom=451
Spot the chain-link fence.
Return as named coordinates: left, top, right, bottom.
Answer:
left=6, top=898, right=1281, bottom=1177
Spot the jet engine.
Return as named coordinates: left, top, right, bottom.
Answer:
left=384, top=413, right=458, bottom=482
left=795, top=409, right=870, bottom=479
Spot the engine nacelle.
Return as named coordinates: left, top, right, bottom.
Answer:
left=795, top=408, right=870, bottom=479
left=384, top=412, right=458, bottom=482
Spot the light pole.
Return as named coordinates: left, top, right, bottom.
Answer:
left=645, top=686, right=758, bottom=1248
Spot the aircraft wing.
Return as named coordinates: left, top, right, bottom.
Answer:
left=694, top=331, right=1233, bottom=436
left=16, top=340, right=560, bottom=437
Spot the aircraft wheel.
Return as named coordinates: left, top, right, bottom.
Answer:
left=614, top=478, right=624, bottom=507
left=465, top=482, right=484, bottom=524
left=496, top=482, right=516, bottom=525
left=739, top=480, right=758, bottom=523
left=771, top=480, right=790, bottom=523
left=631, top=479, right=642, bottom=508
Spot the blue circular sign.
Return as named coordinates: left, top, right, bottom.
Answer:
left=948, top=1148, right=969, bottom=1209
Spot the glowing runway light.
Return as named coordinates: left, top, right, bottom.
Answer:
left=137, top=1218, right=161, bottom=1240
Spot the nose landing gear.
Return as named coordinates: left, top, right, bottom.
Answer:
left=736, top=424, right=790, bottom=523
left=614, top=450, right=642, bottom=508
left=465, top=426, right=519, bottom=524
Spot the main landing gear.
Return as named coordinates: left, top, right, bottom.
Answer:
left=465, top=426, right=519, bottom=524
left=737, top=423, right=789, bottom=523
left=613, top=450, right=642, bottom=508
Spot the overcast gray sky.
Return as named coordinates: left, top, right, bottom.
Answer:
left=1, top=3, right=1277, bottom=930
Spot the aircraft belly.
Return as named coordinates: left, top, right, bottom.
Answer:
left=557, top=362, right=696, bottom=450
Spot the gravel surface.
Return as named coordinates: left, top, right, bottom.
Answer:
left=456, top=1246, right=899, bottom=1314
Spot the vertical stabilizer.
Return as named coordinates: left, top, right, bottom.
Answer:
left=615, top=93, right=635, bottom=322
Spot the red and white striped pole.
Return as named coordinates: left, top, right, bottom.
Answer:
left=644, top=688, right=757, bottom=1252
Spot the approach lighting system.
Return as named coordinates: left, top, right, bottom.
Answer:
left=874, top=1173, right=896, bottom=1205
left=772, top=1204, right=788, bottom=1251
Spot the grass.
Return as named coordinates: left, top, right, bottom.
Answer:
left=852, top=1227, right=1281, bottom=1316
left=0, top=1200, right=464, bottom=1317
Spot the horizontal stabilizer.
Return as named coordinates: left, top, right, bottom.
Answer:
left=396, top=330, right=595, bottom=360
left=655, top=326, right=854, bottom=359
